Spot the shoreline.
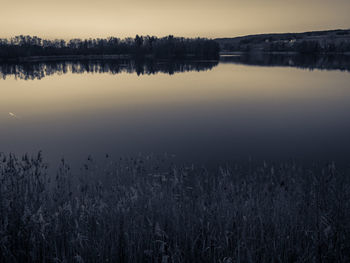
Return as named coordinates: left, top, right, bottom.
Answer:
left=0, top=54, right=133, bottom=63
left=219, top=51, right=350, bottom=56
left=1, top=52, right=350, bottom=63
left=0, top=54, right=222, bottom=63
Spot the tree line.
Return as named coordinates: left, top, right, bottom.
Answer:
left=0, top=35, right=220, bottom=60
left=266, top=40, right=350, bottom=53
left=217, top=29, right=350, bottom=54
left=222, top=39, right=350, bottom=53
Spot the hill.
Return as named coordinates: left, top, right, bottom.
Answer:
left=215, top=29, right=350, bottom=53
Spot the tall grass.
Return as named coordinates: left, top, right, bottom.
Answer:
left=0, top=152, right=349, bottom=262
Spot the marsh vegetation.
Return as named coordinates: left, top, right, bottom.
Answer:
left=0, top=152, right=349, bottom=262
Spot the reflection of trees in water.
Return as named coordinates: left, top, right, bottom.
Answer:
left=0, top=59, right=219, bottom=80
left=220, top=54, right=350, bottom=72
left=3, top=55, right=348, bottom=80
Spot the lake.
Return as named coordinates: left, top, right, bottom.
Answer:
left=1, top=55, right=350, bottom=168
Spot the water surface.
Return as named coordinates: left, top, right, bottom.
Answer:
left=1, top=56, right=350, bottom=168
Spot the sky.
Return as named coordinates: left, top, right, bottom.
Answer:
left=1, top=0, right=350, bottom=39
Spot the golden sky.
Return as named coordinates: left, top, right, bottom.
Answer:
left=1, top=0, right=350, bottom=39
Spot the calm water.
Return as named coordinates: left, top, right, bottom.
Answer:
left=1, top=56, right=350, bottom=168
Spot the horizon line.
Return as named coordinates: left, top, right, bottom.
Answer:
left=1, top=27, right=350, bottom=41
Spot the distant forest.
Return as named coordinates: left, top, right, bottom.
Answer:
left=0, top=35, right=220, bottom=60
left=216, top=29, right=350, bottom=53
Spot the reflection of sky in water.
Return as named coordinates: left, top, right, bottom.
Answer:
left=1, top=61, right=350, bottom=168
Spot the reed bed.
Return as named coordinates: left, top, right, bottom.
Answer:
left=0, top=152, right=349, bottom=262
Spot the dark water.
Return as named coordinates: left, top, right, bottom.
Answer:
left=1, top=55, right=350, bottom=168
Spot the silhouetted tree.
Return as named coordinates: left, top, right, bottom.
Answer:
left=0, top=35, right=220, bottom=60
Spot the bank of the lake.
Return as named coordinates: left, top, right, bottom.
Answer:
left=0, top=153, right=349, bottom=263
